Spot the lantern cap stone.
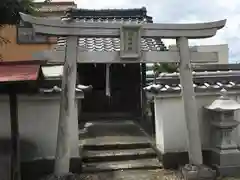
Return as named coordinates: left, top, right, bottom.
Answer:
left=205, top=88, right=240, bottom=111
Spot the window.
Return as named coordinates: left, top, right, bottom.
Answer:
left=17, top=21, right=49, bottom=44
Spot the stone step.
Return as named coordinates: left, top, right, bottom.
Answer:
left=82, top=158, right=163, bottom=173
left=83, top=142, right=151, bottom=151
left=81, top=140, right=151, bottom=151
left=82, top=148, right=157, bottom=163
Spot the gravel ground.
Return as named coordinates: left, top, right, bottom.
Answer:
left=41, top=170, right=183, bottom=180
left=41, top=171, right=240, bottom=180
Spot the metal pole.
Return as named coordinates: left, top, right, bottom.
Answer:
left=9, top=89, right=21, bottom=180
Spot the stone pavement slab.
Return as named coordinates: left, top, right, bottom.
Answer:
left=82, top=159, right=162, bottom=173
left=79, top=120, right=153, bottom=146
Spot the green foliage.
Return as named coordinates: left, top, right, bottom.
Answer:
left=153, top=62, right=178, bottom=74
left=0, top=0, right=36, bottom=25
left=152, top=62, right=178, bottom=83
left=0, top=0, right=38, bottom=60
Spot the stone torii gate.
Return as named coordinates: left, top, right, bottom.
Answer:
left=20, top=12, right=226, bottom=176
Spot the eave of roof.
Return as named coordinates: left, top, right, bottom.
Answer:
left=0, top=64, right=40, bottom=83
left=39, top=84, right=93, bottom=94
left=35, top=1, right=76, bottom=6
left=66, top=7, right=152, bottom=22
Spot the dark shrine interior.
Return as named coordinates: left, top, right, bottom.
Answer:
left=78, top=63, right=143, bottom=119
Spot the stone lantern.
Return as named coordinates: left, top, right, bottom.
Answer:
left=205, top=88, right=240, bottom=176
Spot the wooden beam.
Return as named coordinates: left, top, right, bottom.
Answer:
left=20, top=13, right=226, bottom=39
left=177, top=37, right=203, bottom=165
left=54, top=36, right=78, bottom=175
left=32, top=49, right=219, bottom=64
left=9, top=90, right=21, bottom=180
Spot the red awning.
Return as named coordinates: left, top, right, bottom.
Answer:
left=0, top=65, right=40, bottom=82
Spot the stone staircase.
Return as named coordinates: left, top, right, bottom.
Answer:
left=79, top=120, right=162, bottom=173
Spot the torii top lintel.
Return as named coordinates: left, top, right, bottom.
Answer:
left=20, top=13, right=226, bottom=39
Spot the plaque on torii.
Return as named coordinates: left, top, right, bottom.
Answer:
left=20, top=13, right=226, bottom=175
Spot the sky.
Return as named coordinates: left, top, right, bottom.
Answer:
left=39, top=0, right=240, bottom=63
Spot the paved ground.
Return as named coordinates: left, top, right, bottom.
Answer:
left=42, top=170, right=183, bottom=180
left=79, top=120, right=152, bottom=146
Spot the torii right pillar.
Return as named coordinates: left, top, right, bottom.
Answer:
left=177, top=37, right=217, bottom=179
left=177, top=37, right=203, bottom=166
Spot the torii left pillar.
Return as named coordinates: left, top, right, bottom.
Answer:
left=54, top=36, right=78, bottom=175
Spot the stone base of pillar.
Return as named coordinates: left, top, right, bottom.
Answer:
left=210, top=149, right=240, bottom=177
left=161, top=150, right=212, bottom=169
left=181, top=164, right=216, bottom=180
left=213, top=164, right=240, bottom=177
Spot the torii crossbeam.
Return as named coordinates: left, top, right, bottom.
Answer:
left=20, top=12, right=226, bottom=176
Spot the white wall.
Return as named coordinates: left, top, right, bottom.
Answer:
left=0, top=94, right=82, bottom=162
left=153, top=91, right=240, bottom=154
left=194, top=44, right=229, bottom=64
left=146, top=44, right=229, bottom=79
left=168, top=44, right=229, bottom=64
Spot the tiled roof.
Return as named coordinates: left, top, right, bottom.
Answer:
left=39, top=84, right=93, bottom=94
left=57, top=7, right=167, bottom=52
left=144, top=70, right=240, bottom=94
left=146, top=64, right=240, bottom=83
